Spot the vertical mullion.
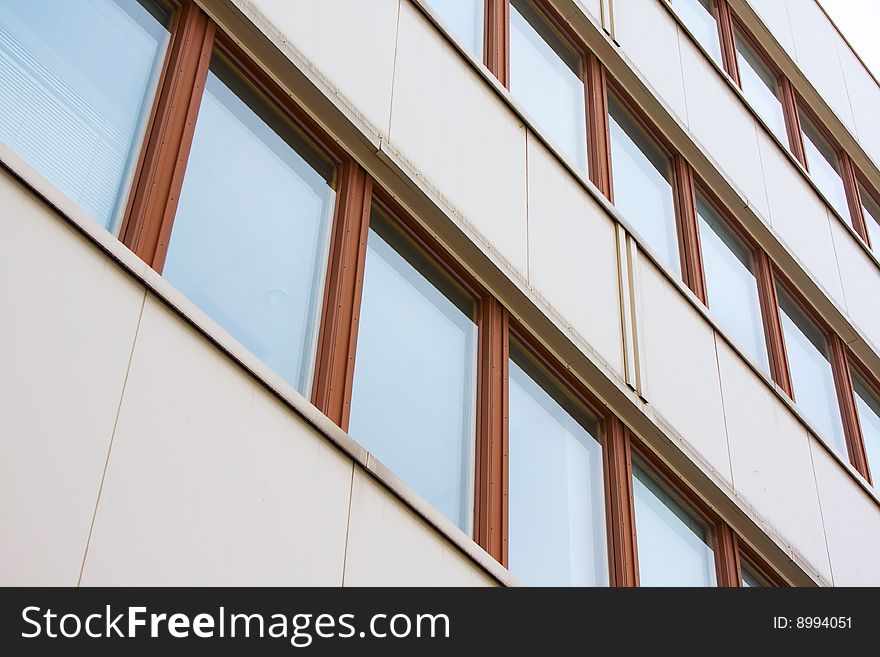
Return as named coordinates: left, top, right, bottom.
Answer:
left=605, top=417, right=639, bottom=587
left=715, top=523, right=741, bottom=587
left=755, top=252, right=793, bottom=397
left=121, top=1, right=214, bottom=271
left=716, top=1, right=740, bottom=85
left=586, top=53, right=612, bottom=199
left=780, top=79, right=807, bottom=167
left=828, top=336, right=871, bottom=480
left=311, top=161, right=373, bottom=431
left=485, top=0, right=510, bottom=87
left=475, top=298, right=509, bottom=564
left=840, top=155, right=871, bottom=243
left=672, top=156, right=707, bottom=303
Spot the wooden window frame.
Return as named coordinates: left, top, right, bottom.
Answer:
left=850, top=172, right=880, bottom=250
left=845, top=355, right=880, bottom=486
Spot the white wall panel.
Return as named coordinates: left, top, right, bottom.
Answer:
left=811, top=440, right=880, bottom=585
left=343, top=469, right=496, bottom=586
left=748, top=0, right=796, bottom=57
left=830, top=218, right=880, bottom=352
left=679, top=31, right=770, bottom=220
left=614, top=0, right=688, bottom=122
left=389, top=1, right=529, bottom=275
left=526, top=134, right=624, bottom=375
left=716, top=339, right=832, bottom=580
left=250, top=0, right=400, bottom=135
left=0, top=171, right=144, bottom=586
left=757, top=129, right=846, bottom=305
left=637, top=257, right=731, bottom=483
left=836, top=35, right=880, bottom=172
left=784, top=0, right=856, bottom=134
left=81, top=296, right=354, bottom=586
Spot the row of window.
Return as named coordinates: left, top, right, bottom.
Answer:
left=670, top=0, right=880, bottom=250
left=426, top=0, right=880, bottom=488
left=0, top=0, right=793, bottom=586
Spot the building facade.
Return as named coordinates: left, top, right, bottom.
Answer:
left=2, top=0, right=880, bottom=586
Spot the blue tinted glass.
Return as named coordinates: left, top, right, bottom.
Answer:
left=777, top=288, right=847, bottom=456
left=349, top=212, right=478, bottom=532
left=510, top=0, right=587, bottom=174
left=0, top=0, right=170, bottom=231
left=632, top=463, right=716, bottom=587
left=163, top=57, right=336, bottom=394
left=609, top=96, right=679, bottom=274
left=424, top=0, right=484, bottom=59
left=508, top=344, right=607, bottom=586
left=697, top=195, right=769, bottom=373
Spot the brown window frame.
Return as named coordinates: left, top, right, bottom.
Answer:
left=78, top=0, right=803, bottom=587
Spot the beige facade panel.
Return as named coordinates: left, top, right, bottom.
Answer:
left=613, top=0, right=688, bottom=123
left=830, top=215, right=880, bottom=353
left=811, top=439, right=880, bottom=585
left=81, top=296, right=355, bottom=586
left=389, top=1, right=529, bottom=276
left=636, top=257, right=732, bottom=484
left=678, top=29, right=771, bottom=222
left=715, top=339, right=832, bottom=581
left=756, top=128, right=846, bottom=306
left=747, top=0, right=797, bottom=56
left=834, top=33, right=880, bottom=177
left=249, top=0, right=400, bottom=137
left=0, top=171, right=144, bottom=586
left=343, top=469, right=496, bottom=586
left=784, top=0, right=857, bottom=136
left=525, top=133, right=625, bottom=376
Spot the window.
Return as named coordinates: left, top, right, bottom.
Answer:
left=509, top=0, right=587, bottom=174
left=508, top=341, right=607, bottom=586
left=733, top=30, right=788, bottom=146
left=852, top=372, right=880, bottom=487
left=776, top=287, right=847, bottom=456
left=162, top=55, right=336, bottom=394
left=674, top=0, right=723, bottom=65
left=741, top=560, right=769, bottom=587
left=608, top=94, right=679, bottom=274
left=632, top=461, right=716, bottom=587
left=0, top=0, right=171, bottom=232
left=696, top=194, right=769, bottom=373
left=799, top=113, right=849, bottom=220
left=859, top=183, right=880, bottom=249
left=349, top=210, right=479, bottom=532
left=424, top=0, right=484, bottom=60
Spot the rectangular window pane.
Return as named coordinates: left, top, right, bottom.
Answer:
left=800, top=114, right=849, bottom=220
left=777, top=288, right=847, bottom=455
left=632, top=462, right=716, bottom=587
left=697, top=195, right=769, bottom=373
left=608, top=95, right=679, bottom=274
left=424, top=0, right=483, bottom=60
left=163, top=55, right=336, bottom=394
left=674, top=0, right=723, bottom=65
left=734, top=32, right=788, bottom=146
left=852, top=373, right=880, bottom=488
left=508, top=342, right=608, bottom=586
left=349, top=211, right=478, bottom=532
left=859, top=184, right=880, bottom=249
left=741, top=562, right=767, bottom=587
left=510, top=0, right=587, bottom=174
left=0, top=0, right=171, bottom=232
